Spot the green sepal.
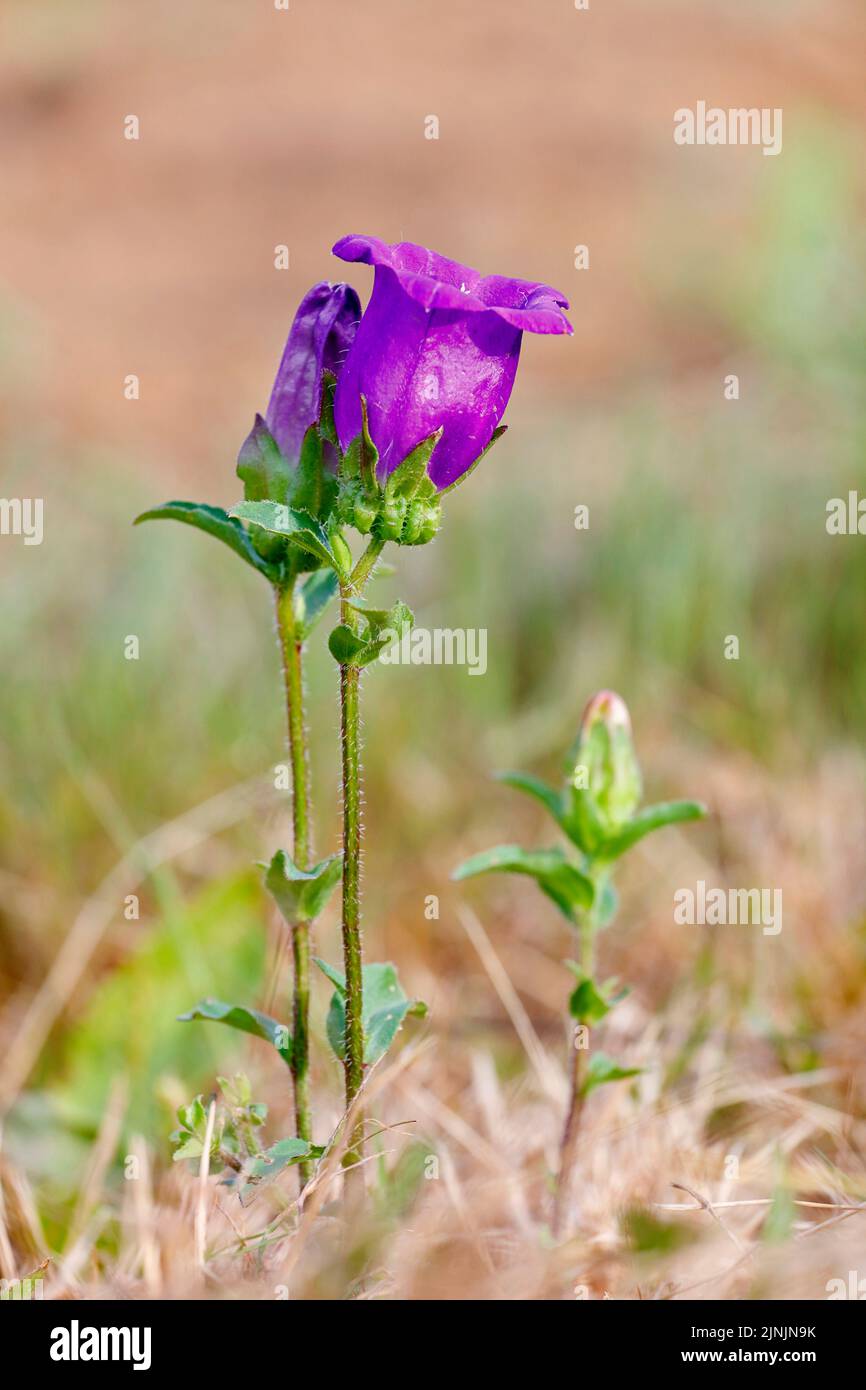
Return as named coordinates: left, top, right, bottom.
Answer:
left=581, top=1052, right=642, bottom=1097
left=134, top=501, right=279, bottom=580
left=452, top=845, right=594, bottom=923
left=560, top=783, right=612, bottom=857
left=341, top=396, right=379, bottom=496
left=314, top=959, right=427, bottom=1066
left=229, top=501, right=345, bottom=575
left=260, top=849, right=342, bottom=925
left=178, top=999, right=292, bottom=1066
left=289, top=424, right=337, bottom=520
left=439, top=425, right=507, bottom=496
left=236, top=414, right=293, bottom=504
left=318, top=369, right=338, bottom=446
left=384, top=428, right=443, bottom=500
left=597, top=800, right=707, bottom=862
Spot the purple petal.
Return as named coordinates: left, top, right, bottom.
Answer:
left=332, top=234, right=572, bottom=334
left=332, top=236, right=572, bottom=491
left=264, top=281, right=361, bottom=463
left=334, top=265, right=522, bottom=489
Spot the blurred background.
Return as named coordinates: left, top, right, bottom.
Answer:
left=1, top=0, right=865, bottom=1298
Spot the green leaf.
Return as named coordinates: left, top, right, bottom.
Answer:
left=328, top=624, right=370, bottom=665
left=439, top=425, right=507, bottom=496
left=329, top=600, right=414, bottom=668
left=236, top=415, right=292, bottom=504
left=384, top=429, right=443, bottom=500
left=497, top=771, right=566, bottom=830
left=134, top=501, right=277, bottom=579
left=293, top=568, right=339, bottom=638
left=597, top=800, right=707, bottom=861
left=314, top=959, right=427, bottom=1066
left=313, top=957, right=345, bottom=994
left=238, top=1137, right=324, bottom=1205
left=178, top=999, right=292, bottom=1067
left=581, top=1052, right=642, bottom=1097
left=172, top=1135, right=204, bottom=1162
left=229, top=502, right=342, bottom=573
left=261, top=849, right=342, bottom=925
left=452, top=845, right=594, bottom=922
left=568, top=976, right=611, bottom=1026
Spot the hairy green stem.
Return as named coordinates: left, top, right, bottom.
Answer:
left=274, top=580, right=314, bottom=1186
left=338, top=536, right=385, bottom=1176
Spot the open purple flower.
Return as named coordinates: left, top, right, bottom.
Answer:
left=331, top=235, right=572, bottom=490
left=239, top=281, right=361, bottom=476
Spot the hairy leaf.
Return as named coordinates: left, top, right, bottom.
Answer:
left=314, top=959, right=427, bottom=1066
left=178, top=999, right=292, bottom=1067
left=134, top=501, right=278, bottom=579
left=261, top=849, right=342, bottom=924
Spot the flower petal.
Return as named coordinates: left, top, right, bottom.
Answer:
left=333, top=235, right=571, bottom=334
left=264, top=281, right=361, bottom=463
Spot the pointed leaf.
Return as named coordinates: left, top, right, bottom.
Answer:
left=178, top=999, right=292, bottom=1066
left=313, top=956, right=345, bottom=995
left=134, top=501, right=277, bottom=578
left=261, top=849, right=342, bottom=924
left=452, top=845, right=594, bottom=922
left=497, top=771, right=566, bottom=830
left=598, top=800, right=707, bottom=861
left=315, top=960, right=427, bottom=1066
left=581, top=1052, right=642, bottom=1097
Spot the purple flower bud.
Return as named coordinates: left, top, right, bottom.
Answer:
left=241, top=282, right=361, bottom=469
left=331, top=235, right=572, bottom=491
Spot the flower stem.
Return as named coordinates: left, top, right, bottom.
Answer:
left=338, top=536, right=385, bottom=1176
left=553, top=908, right=596, bottom=1237
left=274, top=580, right=314, bottom=1187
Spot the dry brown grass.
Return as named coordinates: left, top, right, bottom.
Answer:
left=2, top=738, right=864, bottom=1301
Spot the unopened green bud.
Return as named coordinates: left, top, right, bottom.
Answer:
left=374, top=494, right=408, bottom=542
left=401, top=497, right=441, bottom=545
left=568, top=690, right=641, bottom=852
